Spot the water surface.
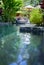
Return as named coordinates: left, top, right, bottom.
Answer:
left=0, top=25, right=43, bottom=65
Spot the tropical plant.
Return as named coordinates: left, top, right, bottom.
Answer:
left=2, top=0, right=23, bottom=22
left=0, top=1, right=3, bottom=8
left=30, top=8, right=43, bottom=25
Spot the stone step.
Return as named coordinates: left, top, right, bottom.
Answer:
left=20, top=25, right=44, bottom=35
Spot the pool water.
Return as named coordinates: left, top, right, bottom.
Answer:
left=0, top=25, right=43, bottom=65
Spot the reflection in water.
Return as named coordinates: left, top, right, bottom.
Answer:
left=9, top=63, right=17, bottom=65
left=9, top=60, right=27, bottom=65
left=20, top=60, right=27, bottom=65
left=0, top=25, right=42, bottom=65
left=20, top=33, right=31, bottom=45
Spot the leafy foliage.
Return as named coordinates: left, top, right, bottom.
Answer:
left=2, top=0, right=23, bottom=22
left=0, top=1, right=3, bottom=8
left=30, top=8, right=43, bottom=25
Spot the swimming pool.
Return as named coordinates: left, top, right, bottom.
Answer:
left=0, top=25, right=43, bottom=65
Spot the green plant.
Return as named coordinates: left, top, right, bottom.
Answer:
left=30, top=8, right=43, bottom=25
left=0, top=1, right=3, bottom=8
left=2, top=0, right=23, bottom=22
left=42, top=11, right=44, bottom=25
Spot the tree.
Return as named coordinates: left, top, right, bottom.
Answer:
left=2, top=0, right=23, bottom=22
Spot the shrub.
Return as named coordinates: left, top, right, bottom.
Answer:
left=30, top=8, right=43, bottom=25
left=42, top=11, right=44, bottom=26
